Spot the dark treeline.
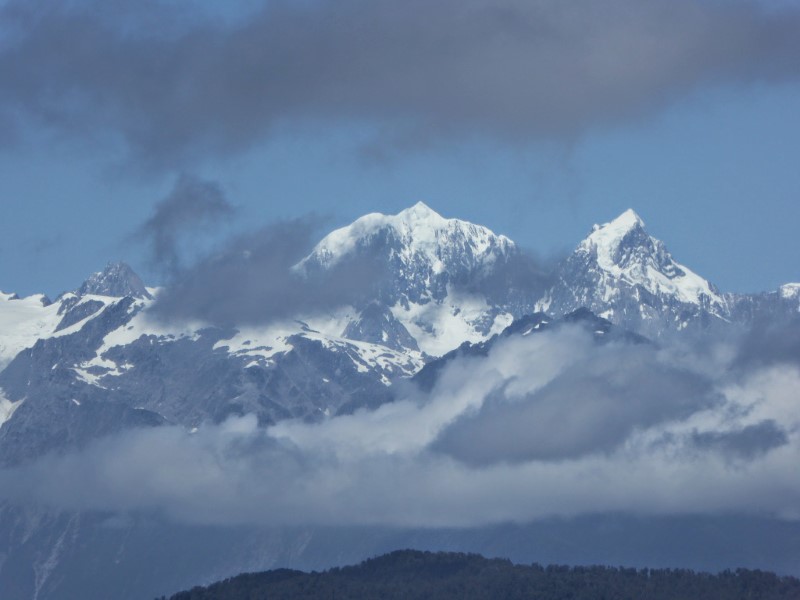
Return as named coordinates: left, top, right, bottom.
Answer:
left=162, top=549, right=800, bottom=599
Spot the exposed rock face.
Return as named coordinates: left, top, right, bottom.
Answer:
left=342, top=302, right=420, bottom=352
left=77, top=262, right=153, bottom=300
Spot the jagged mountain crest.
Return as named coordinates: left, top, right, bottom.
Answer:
left=304, top=201, right=514, bottom=267
left=77, top=261, right=152, bottom=300
left=538, top=209, right=729, bottom=334
left=578, top=209, right=724, bottom=306
left=300, top=202, right=517, bottom=304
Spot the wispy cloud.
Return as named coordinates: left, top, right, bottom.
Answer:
left=147, top=214, right=387, bottom=327
left=135, top=174, right=235, bottom=274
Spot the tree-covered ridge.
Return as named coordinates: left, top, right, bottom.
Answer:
left=163, top=550, right=800, bottom=600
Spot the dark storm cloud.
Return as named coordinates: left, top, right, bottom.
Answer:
left=2, top=0, right=800, bottom=166
left=149, top=217, right=385, bottom=327
left=136, top=174, right=235, bottom=273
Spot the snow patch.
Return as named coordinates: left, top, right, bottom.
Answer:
left=779, top=283, right=800, bottom=301
left=391, top=291, right=512, bottom=357
left=0, top=389, right=23, bottom=428
left=0, top=294, right=63, bottom=370
left=92, top=303, right=200, bottom=356
left=215, top=312, right=425, bottom=380
left=0, top=293, right=123, bottom=370
left=77, top=301, right=201, bottom=379
left=214, top=323, right=295, bottom=362
left=73, top=368, right=104, bottom=387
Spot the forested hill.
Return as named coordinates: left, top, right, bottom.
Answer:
left=162, top=550, right=800, bottom=600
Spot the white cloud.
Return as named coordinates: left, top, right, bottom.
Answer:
left=1, top=325, right=799, bottom=528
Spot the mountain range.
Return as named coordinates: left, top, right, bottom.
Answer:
left=0, top=204, right=798, bottom=599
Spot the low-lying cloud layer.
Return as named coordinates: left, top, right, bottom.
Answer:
left=2, top=0, right=800, bottom=166
left=2, top=324, right=799, bottom=527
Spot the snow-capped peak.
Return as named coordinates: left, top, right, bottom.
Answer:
left=592, top=208, right=645, bottom=236
left=537, top=208, right=729, bottom=332
left=779, top=283, right=800, bottom=300
left=579, top=209, right=724, bottom=308
left=396, top=200, right=447, bottom=224
left=77, top=262, right=152, bottom=300
left=585, top=209, right=647, bottom=270
left=301, top=202, right=514, bottom=271
left=591, top=208, right=645, bottom=234
left=297, top=203, right=519, bottom=356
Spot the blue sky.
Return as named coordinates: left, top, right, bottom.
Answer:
left=1, top=0, right=799, bottom=297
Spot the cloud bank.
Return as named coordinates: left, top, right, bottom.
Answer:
left=2, top=0, right=800, bottom=166
left=2, top=324, right=799, bottom=528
